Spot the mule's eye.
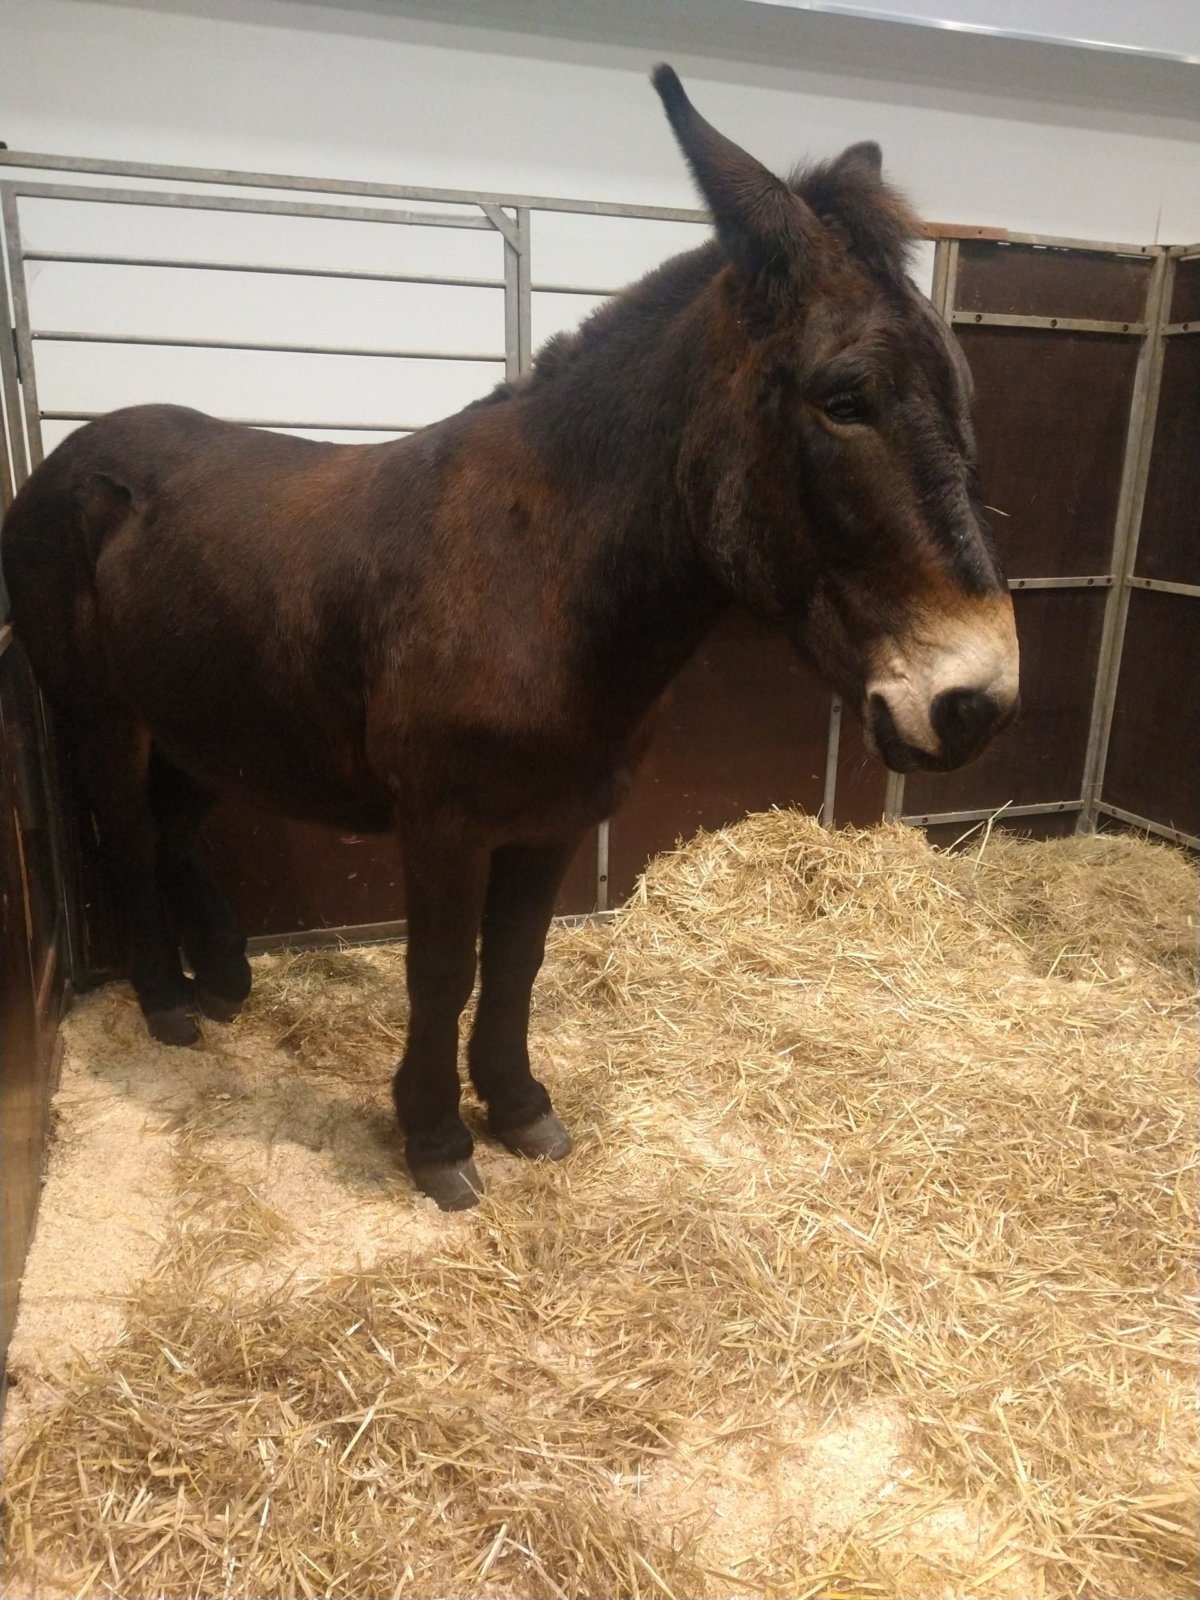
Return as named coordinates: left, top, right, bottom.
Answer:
left=822, top=392, right=871, bottom=426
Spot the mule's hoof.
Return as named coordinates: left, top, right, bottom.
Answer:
left=146, top=1004, right=201, bottom=1047
left=494, top=1112, right=573, bottom=1162
left=409, top=1157, right=483, bottom=1211
left=195, top=987, right=243, bottom=1023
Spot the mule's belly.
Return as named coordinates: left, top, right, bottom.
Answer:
left=153, top=723, right=395, bottom=833
left=95, top=561, right=394, bottom=832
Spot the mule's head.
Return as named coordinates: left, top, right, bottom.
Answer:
left=654, top=66, right=1018, bottom=772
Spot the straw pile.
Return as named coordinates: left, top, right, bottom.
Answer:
left=2, top=815, right=1196, bottom=1600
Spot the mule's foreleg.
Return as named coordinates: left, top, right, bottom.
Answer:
left=468, top=837, right=580, bottom=1162
left=393, top=821, right=490, bottom=1210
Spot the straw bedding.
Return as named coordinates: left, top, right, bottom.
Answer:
left=2, top=814, right=1196, bottom=1599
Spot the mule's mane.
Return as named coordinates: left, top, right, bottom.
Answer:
left=468, top=156, right=920, bottom=411
left=790, top=154, right=920, bottom=283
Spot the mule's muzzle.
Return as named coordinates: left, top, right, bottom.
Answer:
left=869, top=685, right=1019, bottom=773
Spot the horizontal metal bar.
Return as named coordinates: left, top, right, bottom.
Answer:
left=1094, top=803, right=1200, bottom=851
left=24, top=250, right=505, bottom=292
left=952, top=310, right=1145, bottom=334
left=6, top=179, right=496, bottom=231
left=1166, top=244, right=1200, bottom=259
left=923, top=224, right=1007, bottom=241
left=531, top=280, right=616, bottom=298
left=39, top=410, right=421, bottom=433
left=943, top=229, right=1160, bottom=257
left=901, top=800, right=1084, bottom=827
left=33, top=330, right=502, bottom=363
left=1009, top=575, right=1113, bottom=590
left=1162, top=322, right=1198, bottom=336
left=0, top=154, right=1169, bottom=253
left=1125, top=575, right=1200, bottom=598
left=246, top=906, right=615, bottom=956
left=0, top=151, right=711, bottom=225
left=247, top=918, right=408, bottom=954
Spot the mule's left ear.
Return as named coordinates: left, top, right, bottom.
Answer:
left=834, top=141, right=884, bottom=182
left=652, top=64, right=817, bottom=284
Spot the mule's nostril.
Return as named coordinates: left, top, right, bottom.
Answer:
left=931, top=687, right=1002, bottom=764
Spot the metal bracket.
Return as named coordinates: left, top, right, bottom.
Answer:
left=479, top=203, right=519, bottom=249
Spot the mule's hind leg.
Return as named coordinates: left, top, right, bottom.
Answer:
left=150, top=752, right=251, bottom=1022
left=468, top=836, right=580, bottom=1161
left=66, top=716, right=201, bottom=1045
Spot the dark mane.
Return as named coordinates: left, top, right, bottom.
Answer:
left=470, top=241, right=725, bottom=407
left=789, top=156, right=921, bottom=283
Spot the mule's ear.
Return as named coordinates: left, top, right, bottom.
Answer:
left=835, top=141, right=884, bottom=182
left=652, top=64, right=814, bottom=283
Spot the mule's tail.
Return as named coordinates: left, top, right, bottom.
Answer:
left=2, top=426, right=141, bottom=707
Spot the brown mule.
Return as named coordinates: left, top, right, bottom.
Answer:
left=1, top=67, right=1017, bottom=1208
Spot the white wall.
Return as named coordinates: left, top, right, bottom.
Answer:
left=2, top=0, right=1197, bottom=451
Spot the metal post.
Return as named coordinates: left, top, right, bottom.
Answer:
left=502, top=226, right=521, bottom=385
left=596, top=820, right=610, bottom=913
left=821, top=696, right=842, bottom=825
left=884, top=238, right=960, bottom=825
left=1, top=189, right=77, bottom=978
left=516, top=207, right=532, bottom=375
left=0, top=209, right=19, bottom=527
left=1076, top=249, right=1172, bottom=832
left=1, top=187, right=42, bottom=471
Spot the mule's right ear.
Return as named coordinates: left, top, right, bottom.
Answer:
left=652, top=64, right=815, bottom=285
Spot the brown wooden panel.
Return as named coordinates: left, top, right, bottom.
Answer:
left=202, top=807, right=405, bottom=939
left=1168, top=256, right=1200, bottom=325
left=1135, top=336, right=1200, bottom=587
left=607, top=610, right=829, bottom=903
left=904, top=589, right=1106, bottom=815
left=960, top=327, right=1138, bottom=577
left=956, top=242, right=1151, bottom=323
left=202, top=807, right=599, bottom=941
left=0, top=644, right=60, bottom=988
left=0, top=652, right=54, bottom=1370
left=1102, top=590, right=1200, bottom=837
left=553, top=832, right=601, bottom=918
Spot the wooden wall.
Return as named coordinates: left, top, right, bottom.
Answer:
left=0, top=631, right=68, bottom=1363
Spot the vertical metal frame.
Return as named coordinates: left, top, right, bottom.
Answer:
left=1090, top=242, right=1200, bottom=847
left=1077, top=250, right=1172, bottom=830
left=1, top=186, right=42, bottom=475
left=515, top=207, right=533, bottom=375
left=0, top=208, right=79, bottom=987
left=0, top=187, right=32, bottom=529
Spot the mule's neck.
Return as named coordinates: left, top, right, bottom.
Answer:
left=519, top=253, right=730, bottom=720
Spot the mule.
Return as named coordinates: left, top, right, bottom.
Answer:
left=1, top=68, right=1018, bottom=1208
